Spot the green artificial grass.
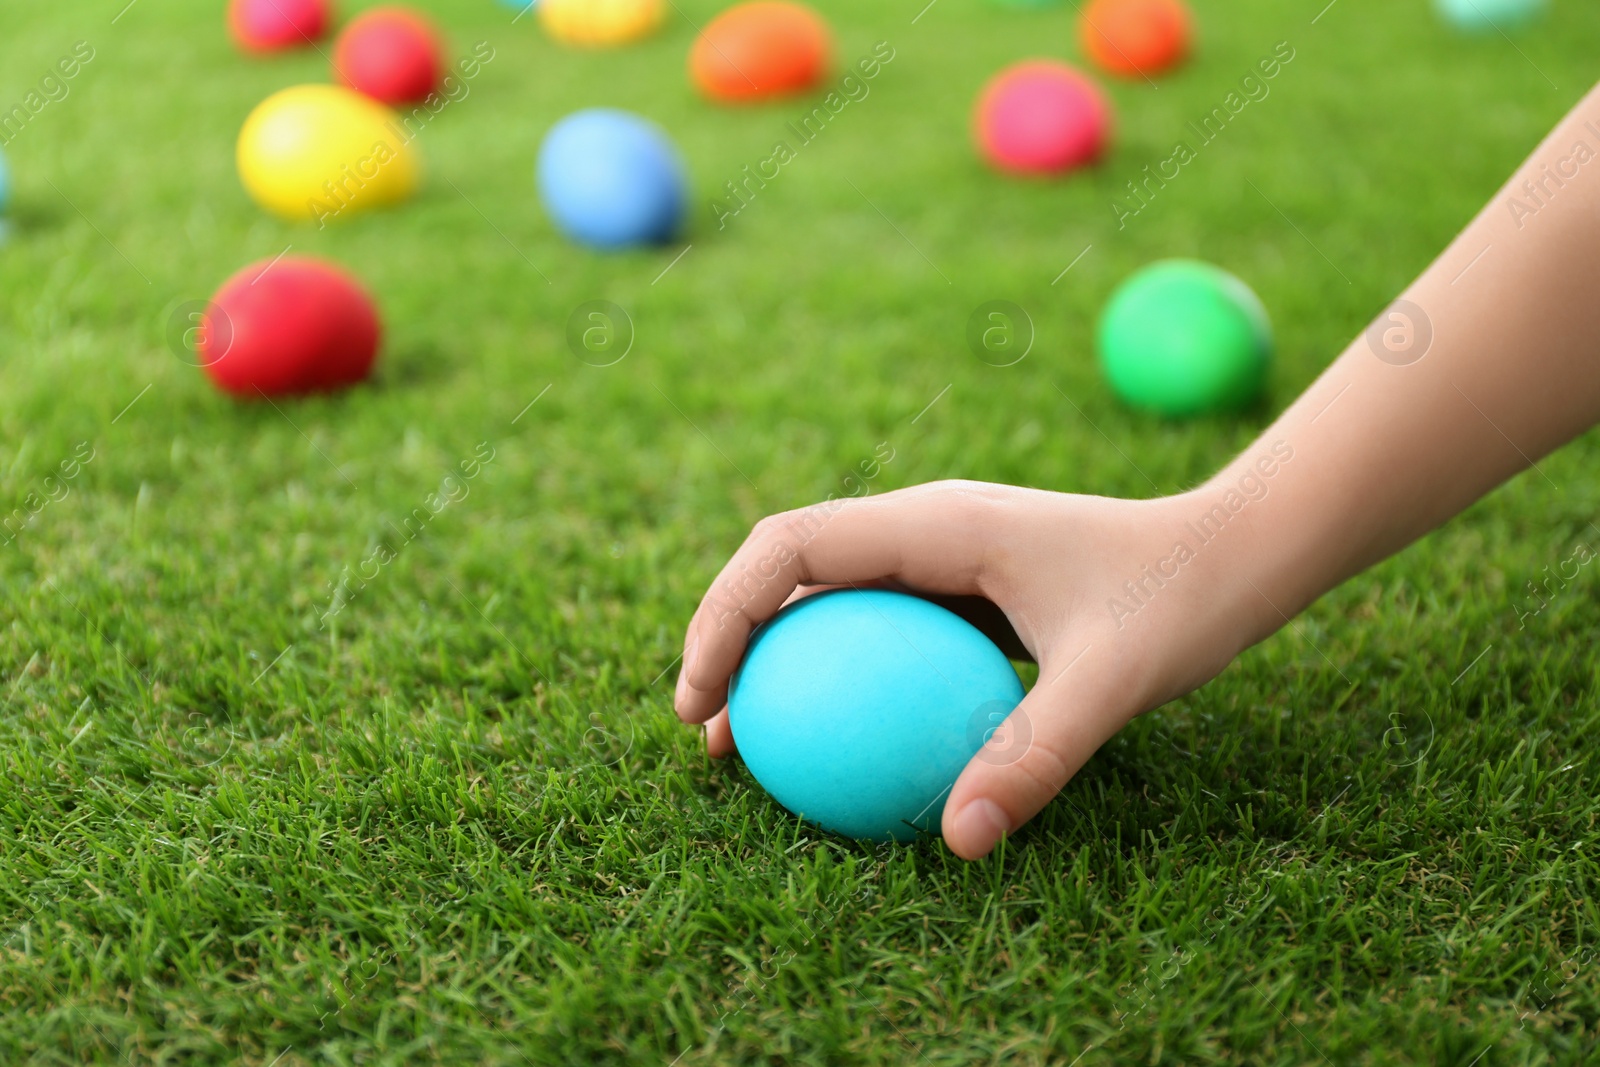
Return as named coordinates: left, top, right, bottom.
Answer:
left=3, top=0, right=1600, bottom=1062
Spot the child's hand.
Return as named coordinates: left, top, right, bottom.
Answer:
left=674, top=480, right=1262, bottom=859
left=677, top=80, right=1600, bottom=860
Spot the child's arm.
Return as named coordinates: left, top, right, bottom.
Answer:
left=675, top=80, right=1600, bottom=860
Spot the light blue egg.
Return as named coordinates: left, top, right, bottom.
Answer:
left=497, top=0, right=535, bottom=10
left=1435, top=0, right=1545, bottom=32
left=729, top=589, right=1026, bottom=842
left=0, top=145, right=10, bottom=215
left=536, top=108, right=686, bottom=250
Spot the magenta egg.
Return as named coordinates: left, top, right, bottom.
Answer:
left=974, top=60, right=1112, bottom=175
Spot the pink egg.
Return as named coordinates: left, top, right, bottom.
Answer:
left=974, top=60, right=1112, bottom=176
left=228, top=0, right=332, bottom=53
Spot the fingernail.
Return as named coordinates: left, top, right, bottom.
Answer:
left=673, top=640, right=698, bottom=716
left=951, top=799, right=1010, bottom=858
left=682, top=638, right=700, bottom=687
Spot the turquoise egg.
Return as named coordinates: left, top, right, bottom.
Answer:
left=0, top=145, right=9, bottom=215
left=1434, top=0, right=1544, bottom=31
left=729, top=589, right=1025, bottom=842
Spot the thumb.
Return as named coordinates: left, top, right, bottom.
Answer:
left=941, top=649, right=1131, bottom=860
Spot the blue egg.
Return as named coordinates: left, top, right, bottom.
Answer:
left=536, top=108, right=686, bottom=249
left=497, top=0, right=535, bottom=10
left=0, top=145, right=10, bottom=215
left=1434, top=0, right=1544, bottom=31
left=729, top=589, right=1026, bottom=842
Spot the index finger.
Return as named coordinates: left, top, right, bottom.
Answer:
left=674, top=482, right=999, bottom=723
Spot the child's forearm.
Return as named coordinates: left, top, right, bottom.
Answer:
left=1208, top=81, right=1600, bottom=643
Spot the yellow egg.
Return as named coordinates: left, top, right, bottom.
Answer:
left=237, top=84, right=421, bottom=225
left=540, top=0, right=665, bottom=47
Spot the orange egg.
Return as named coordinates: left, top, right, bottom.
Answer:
left=1079, top=0, right=1192, bottom=80
left=690, top=1, right=832, bottom=103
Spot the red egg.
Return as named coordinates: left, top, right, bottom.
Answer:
left=198, top=257, right=381, bottom=398
left=334, top=7, right=446, bottom=106
left=228, top=0, right=332, bottom=54
left=974, top=60, right=1112, bottom=176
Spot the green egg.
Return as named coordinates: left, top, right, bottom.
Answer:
left=1096, top=259, right=1272, bottom=417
